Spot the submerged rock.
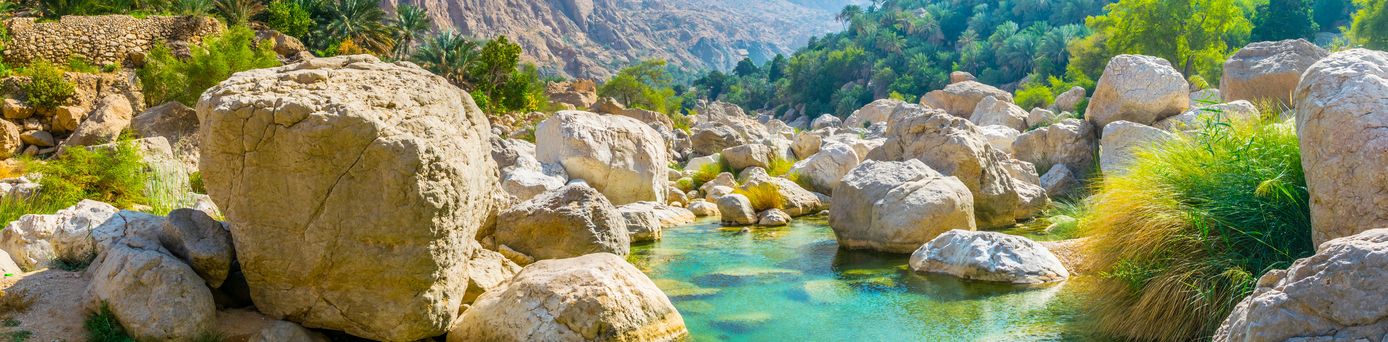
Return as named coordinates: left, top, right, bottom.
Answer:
left=449, top=253, right=688, bottom=342
left=908, top=230, right=1069, bottom=284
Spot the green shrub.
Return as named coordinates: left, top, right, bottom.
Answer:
left=21, top=61, right=74, bottom=108
left=33, top=139, right=149, bottom=210
left=266, top=0, right=311, bottom=38
left=139, top=25, right=280, bottom=106
left=65, top=57, right=101, bottom=73
left=1014, top=82, right=1054, bottom=109
left=1083, top=119, right=1311, bottom=342
left=188, top=171, right=205, bottom=194
left=84, top=302, right=134, bottom=342
left=766, top=156, right=796, bottom=178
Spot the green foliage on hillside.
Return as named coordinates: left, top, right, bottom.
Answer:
left=138, top=25, right=279, bottom=106
left=1351, top=0, right=1388, bottom=49
left=599, top=60, right=684, bottom=114
left=266, top=0, right=311, bottom=38
left=20, top=61, right=73, bottom=108
left=1252, top=0, right=1320, bottom=41
left=691, top=0, right=1359, bottom=118
left=691, top=0, right=1112, bottom=117
left=409, top=33, right=548, bottom=114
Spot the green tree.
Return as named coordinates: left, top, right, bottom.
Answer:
left=733, top=58, right=759, bottom=77
left=214, top=0, right=264, bottom=25
left=1350, top=0, right=1388, bottom=49
left=598, top=60, right=681, bottom=114
left=321, top=0, right=394, bottom=56
left=1089, top=0, right=1251, bottom=80
left=1252, top=0, right=1319, bottom=41
left=138, top=26, right=280, bottom=106
left=411, top=31, right=478, bottom=87
left=390, top=4, right=432, bottom=59
left=266, top=0, right=312, bottom=38
left=1315, top=0, right=1352, bottom=29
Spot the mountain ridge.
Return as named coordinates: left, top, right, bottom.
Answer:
left=381, top=0, right=862, bottom=79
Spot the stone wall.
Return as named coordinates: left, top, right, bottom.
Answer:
left=3, top=15, right=223, bottom=66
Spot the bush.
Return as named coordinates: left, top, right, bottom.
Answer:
left=1082, top=119, right=1311, bottom=342
left=139, top=25, right=280, bottom=106
left=766, top=156, right=796, bottom=178
left=21, top=61, right=74, bottom=108
left=32, top=139, right=149, bottom=210
left=266, top=0, right=311, bottom=38
left=85, top=302, right=133, bottom=342
left=1014, top=83, right=1054, bottom=109
left=733, top=184, right=784, bottom=212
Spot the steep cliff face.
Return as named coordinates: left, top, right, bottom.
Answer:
left=380, top=0, right=858, bottom=79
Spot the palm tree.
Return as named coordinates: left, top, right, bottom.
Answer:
left=322, top=0, right=394, bottom=55
left=215, top=0, right=264, bottom=24
left=836, top=5, right=862, bottom=27
left=411, top=31, right=479, bottom=88
left=390, top=4, right=431, bottom=60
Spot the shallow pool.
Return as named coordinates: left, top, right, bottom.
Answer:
left=628, top=217, right=1094, bottom=342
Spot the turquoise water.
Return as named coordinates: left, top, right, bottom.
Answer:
left=628, top=217, right=1094, bottom=342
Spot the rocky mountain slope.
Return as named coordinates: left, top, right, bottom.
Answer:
left=380, top=0, right=860, bottom=79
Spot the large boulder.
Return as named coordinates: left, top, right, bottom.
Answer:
left=908, top=230, right=1069, bottom=284
left=1214, top=229, right=1388, bottom=341
left=495, top=184, right=631, bottom=260
left=721, top=143, right=773, bottom=171
left=830, top=160, right=975, bottom=253
left=970, top=96, right=1030, bottom=131
left=85, top=237, right=216, bottom=341
left=787, top=142, right=860, bottom=194
left=716, top=194, right=757, bottom=226
left=62, top=94, right=134, bottom=147
left=1085, top=55, right=1189, bottom=129
left=844, top=99, right=905, bottom=128
left=920, top=81, right=1013, bottom=118
left=739, top=172, right=824, bottom=217
left=158, top=208, right=233, bottom=288
left=131, top=101, right=200, bottom=171
left=867, top=105, right=1025, bottom=228
left=978, top=125, right=1021, bottom=155
left=1293, top=49, right=1388, bottom=245
left=1154, top=100, right=1261, bottom=132
left=1012, top=118, right=1097, bottom=180
left=811, top=114, right=842, bottom=130
left=1221, top=39, right=1328, bottom=106
left=1052, top=86, right=1086, bottom=113
left=546, top=80, right=599, bottom=109
left=197, top=55, right=496, bottom=341
left=537, top=111, right=668, bottom=205
left=449, top=253, right=688, bottom=342
left=0, top=200, right=119, bottom=271
left=790, top=130, right=823, bottom=159
left=0, top=121, right=19, bottom=159
left=1099, top=120, right=1174, bottom=177
left=689, top=102, right=769, bottom=156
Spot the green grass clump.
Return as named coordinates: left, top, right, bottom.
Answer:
left=34, top=140, right=149, bottom=210
left=1082, top=119, right=1311, bottom=342
left=688, top=155, right=735, bottom=191
left=766, top=156, right=797, bottom=178
left=85, top=302, right=133, bottom=342
left=139, top=25, right=280, bottom=106
left=21, top=61, right=73, bottom=109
